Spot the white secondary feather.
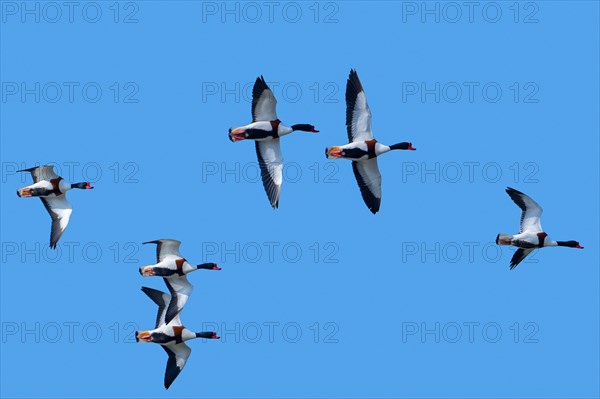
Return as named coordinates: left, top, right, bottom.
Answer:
left=256, top=140, right=283, bottom=208
left=40, top=195, right=73, bottom=248
left=252, top=77, right=278, bottom=122
left=350, top=91, right=373, bottom=142
left=164, top=276, right=193, bottom=325
left=506, top=188, right=543, bottom=233
left=171, top=342, right=191, bottom=368
left=162, top=342, right=192, bottom=389
left=520, top=197, right=543, bottom=233
left=149, top=239, right=182, bottom=262
left=355, top=158, right=382, bottom=199
left=25, top=165, right=59, bottom=183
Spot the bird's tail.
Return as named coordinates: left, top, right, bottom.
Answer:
left=496, top=233, right=513, bottom=245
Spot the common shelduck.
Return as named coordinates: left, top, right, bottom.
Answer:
left=136, top=287, right=219, bottom=390
left=496, top=187, right=584, bottom=269
left=325, top=69, right=416, bottom=214
left=16, top=165, right=93, bottom=248
left=229, top=76, right=319, bottom=208
left=140, top=239, right=220, bottom=324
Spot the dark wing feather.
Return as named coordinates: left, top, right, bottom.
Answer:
left=351, top=160, right=381, bottom=214
left=18, top=165, right=58, bottom=183
left=163, top=278, right=181, bottom=325
left=143, top=239, right=181, bottom=263
left=255, top=140, right=283, bottom=209
left=345, top=69, right=373, bottom=143
left=505, top=187, right=543, bottom=233
left=162, top=277, right=193, bottom=325
left=161, top=345, right=191, bottom=390
left=141, top=287, right=170, bottom=328
left=510, top=248, right=534, bottom=270
left=251, top=76, right=277, bottom=122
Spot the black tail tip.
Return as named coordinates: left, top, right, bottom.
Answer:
left=495, top=234, right=500, bottom=245
left=135, top=331, right=139, bottom=342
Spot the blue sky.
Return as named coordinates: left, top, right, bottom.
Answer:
left=1, top=1, right=599, bottom=398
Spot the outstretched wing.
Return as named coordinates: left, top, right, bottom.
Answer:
left=19, top=165, right=59, bottom=183
left=252, top=76, right=278, bottom=122
left=163, top=276, right=193, bottom=325
left=346, top=69, right=373, bottom=143
left=40, top=195, right=72, bottom=249
left=255, top=140, right=283, bottom=209
left=143, top=239, right=182, bottom=263
left=351, top=159, right=382, bottom=214
left=162, top=343, right=191, bottom=390
left=505, top=187, right=543, bottom=233
left=510, top=248, right=534, bottom=270
left=141, top=287, right=171, bottom=328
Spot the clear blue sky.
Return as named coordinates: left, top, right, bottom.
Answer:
left=1, top=1, right=598, bottom=398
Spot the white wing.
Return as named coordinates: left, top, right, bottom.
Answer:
left=505, top=187, right=543, bottom=233
left=144, top=239, right=182, bottom=263
left=19, top=165, right=59, bottom=183
left=346, top=69, right=373, bottom=143
left=252, top=76, right=278, bottom=122
left=40, top=195, right=72, bottom=249
left=352, top=159, right=382, bottom=214
left=255, top=140, right=283, bottom=208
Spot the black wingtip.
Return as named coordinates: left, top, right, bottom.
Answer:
left=506, top=187, right=523, bottom=195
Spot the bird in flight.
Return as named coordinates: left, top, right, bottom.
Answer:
left=16, top=165, right=93, bottom=248
left=496, top=187, right=583, bottom=269
left=326, top=69, right=416, bottom=214
left=229, top=76, right=319, bottom=208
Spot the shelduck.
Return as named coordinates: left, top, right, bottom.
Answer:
left=136, top=286, right=219, bottom=390
left=325, top=69, right=416, bottom=214
left=139, top=239, right=220, bottom=324
left=16, top=165, right=93, bottom=248
left=229, top=76, right=319, bottom=208
left=496, top=187, right=584, bottom=269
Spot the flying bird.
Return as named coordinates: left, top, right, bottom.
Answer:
left=16, top=165, right=94, bottom=248
left=325, top=69, right=416, bottom=214
left=140, top=239, right=220, bottom=324
left=229, top=76, right=319, bottom=208
left=496, top=187, right=584, bottom=269
left=136, top=286, right=219, bottom=390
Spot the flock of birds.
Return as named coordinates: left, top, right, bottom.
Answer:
left=137, top=239, right=221, bottom=389
left=15, top=69, right=584, bottom=388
